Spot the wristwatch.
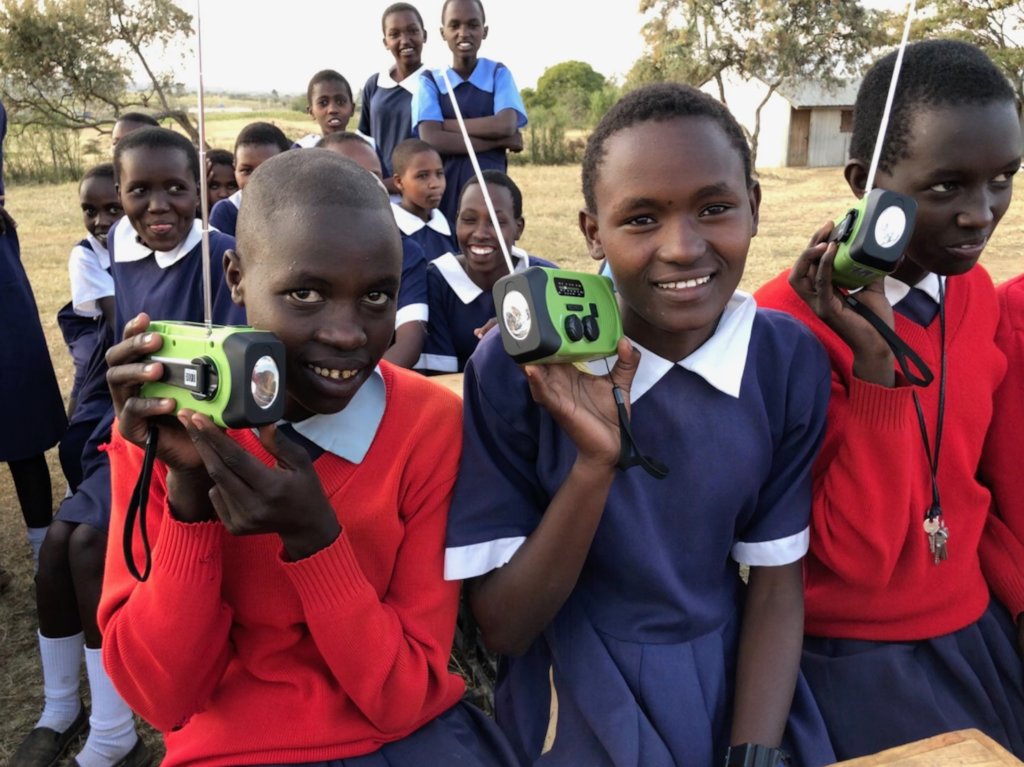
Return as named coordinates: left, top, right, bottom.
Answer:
left=724, top=743, right=791, bottom=767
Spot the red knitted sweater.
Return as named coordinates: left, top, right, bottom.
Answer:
left=98, top=363, right=466, bottom=766
left=980, top=273, right=1024, bottom=618
left=756, top=266, right=1007, bottom=640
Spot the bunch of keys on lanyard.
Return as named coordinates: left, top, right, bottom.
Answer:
left=923, top=511, right=948, bottom=564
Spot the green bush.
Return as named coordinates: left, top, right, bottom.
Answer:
left=511, top=105, right=584, bottom=166
left=3, top=123, right=97, bottom=184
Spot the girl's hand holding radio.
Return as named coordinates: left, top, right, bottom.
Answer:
left=790, top=221, right=897, bottom=387
left=522, top=336, right=640, bottom=472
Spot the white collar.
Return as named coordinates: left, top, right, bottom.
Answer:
left=391, top=203, right=451, bottom=237
left=294, top=133, right=322, bottom=149
left=585, top=290, right=756, bottom=402
left=111, top=218, right=203, bottom=270
left=284, top=367, right=386, bottom=464
left=228, top=188, right=242, bottom=209
left=884, top=272, right=945, bottom=306
left=432, top=247, right=531, bottom=304
left=85, top=233, right=111, bottom=269
left=378, top=64, right=427, bottom=95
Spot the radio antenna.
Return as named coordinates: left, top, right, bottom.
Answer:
left=865, top=0, right=916, bottom=193
left=439, top=68, right=522, bottom=275
left=195, top=0, right=213, bottom=333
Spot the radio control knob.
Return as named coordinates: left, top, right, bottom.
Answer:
left=582, top=316, right=600, bottom=342
left=564, top=315, right=584, bottom=342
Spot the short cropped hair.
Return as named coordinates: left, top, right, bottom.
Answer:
left=581, top=83, right=753, bottom=213
left=316, top=132, right=370, bottom=150
left=382, top=2, right=424, bottom=31
left=390, top=138, right=440, bottom=176
left=850, top=39, right=1016, bottom=172
left=113, top=127, right=200, bottom=185
left=461, top=169, right=523, bottom=219
left=80, top=162, right=115, bottom=188
left=206, top=148, right=233, bottom=167
left=115, top=112, right=160, bottom=128
left=306, top=69, right=353, bottom=105
left=234, top=121, right=291, bottom=154
left=237, top=150, right=393, bottom=258
left=441, top=0, right=485, bottom=23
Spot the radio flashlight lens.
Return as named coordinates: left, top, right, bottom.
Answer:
left=874, top=205, right=907, bottom=249
left=251, top=356, right=280, bottom=410
left=502, top=291, right=532, bottom=341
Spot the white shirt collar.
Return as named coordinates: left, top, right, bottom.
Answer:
left=111, top=218, right=203, bottom=270
left=378, top=64, right=426, bottom=95
left=884, top=272, right=945, bottom=306
left=86, top=233, right=111, bottom=270
left=391, top=203, right=452, bottom=237
left=284, top=367, right=386, bottom=464
left=228, top=188, right=242, bottom=209
left=585, top=290, right=756, bottom=402
left=432, top=247, right=531, bottom=304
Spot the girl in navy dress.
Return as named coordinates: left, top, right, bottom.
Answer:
left=205, top=148, right=238, bottom=213
left=411, top=0, right=526, bottom=223
left=359, top=2, right=428, bottom=197
left=755, top=40, right=1024, bottom=759
left=445, top=83, right=836, bottom=767
left=15, top=127, right=242, bottom=767
left=0, top=190, right=66, bottom=576
left=294, top=70, right=357, bottom=149
left=417, top=170, right=553, bottom=375
left=210, top=122, right=290, bottom=238
left=391, top=138, right=457, bottom=262
left=56, top=163, right=121, bottom=490
left=99, top=148, right=519, bottom=767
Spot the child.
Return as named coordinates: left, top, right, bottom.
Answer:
left=318, top=134, right=430, bottom=369
left=411, top=0, right=526, bottom=223
left=445, top=83, right=836, bottom=767
left=15, top=127, right=242, bottom=767
left=391, top=138, right=456, bottom=261
left=0, top=199, right=65, bottom=574
left=110, top=112, right=159, bottom=150
left=294, top=69, right=359, bottom=149
left=318, top=131, right=385, bottom=180
left=56, top=163, right=121, bottom=490
left=417, top=169, right=550, bottom=374
left=210, top=122, right=290, bottom=238
left=205, top=148, right=237, bottom=212
left=99, top=148, right=519, bottom=767
left=359, top=2, right=428, bottom=195
left=755, top=40, right=1024, bottom=759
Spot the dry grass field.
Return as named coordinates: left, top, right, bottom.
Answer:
left=1, top=162, right=1022, bottom=761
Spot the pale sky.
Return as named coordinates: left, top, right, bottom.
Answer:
left=161, top=0, right=907, bottom=96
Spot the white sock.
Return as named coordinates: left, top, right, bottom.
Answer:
left=27, top=526, right=48, bottom=566
left=35, top=631, right=84, bottom=732
left=74, top=647, right=138, bottom=767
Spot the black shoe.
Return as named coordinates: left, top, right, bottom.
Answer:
left=10, top=704, right=89, bottom=767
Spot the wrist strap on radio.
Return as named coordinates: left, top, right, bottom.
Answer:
left=123, top=426, right=159, bottom=582
left=842, top=294, right=933, bottom=386
left=612, top=386, right=669, bottom=479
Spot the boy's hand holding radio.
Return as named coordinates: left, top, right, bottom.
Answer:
left=179, top=415, right=341, bottom=562
left=523, top=336, right=640, bottom=473
left=108, top=313, right=210, bottom=474
left=789, top=222, right=897, bottom=387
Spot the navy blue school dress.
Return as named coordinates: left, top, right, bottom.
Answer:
left=392, top=203, right=456, bottom=263
left=210, top=189, right=241, bottom=237
left=0, top=224, right=66, bottom=461
left=396, top=238, right=428, bottom=332
left=411, top=60, right=527, bottom=223
left=57, top=234, right=114, bottom=403
left=359, top=66, right=426, bottom=180
left=415, top=249, right=553, bottom=374
left=446, top=293, right=837, bottom=767
left=56, top=218, right=243, bottom=530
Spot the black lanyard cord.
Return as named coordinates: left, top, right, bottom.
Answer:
left=123, top=425, right=159, bottom=582
left=912, top=279, right=946, bottom=522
